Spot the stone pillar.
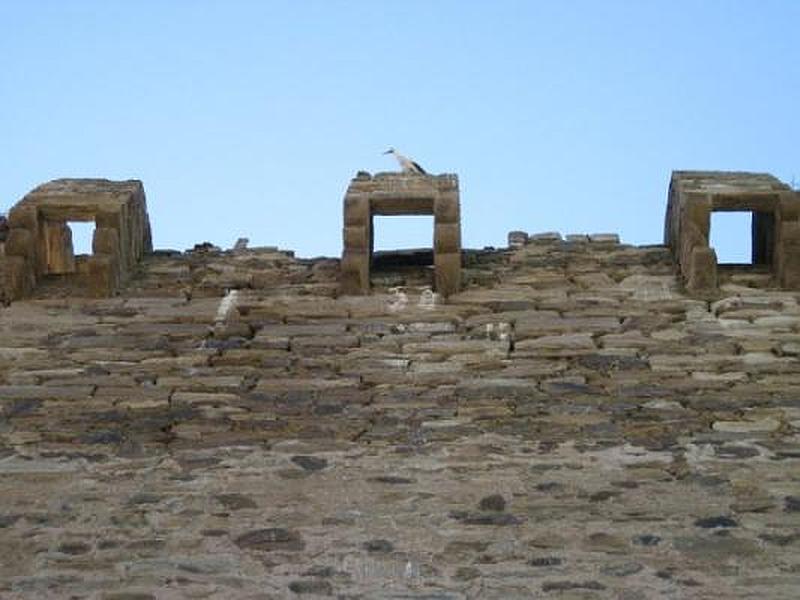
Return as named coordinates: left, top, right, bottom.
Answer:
left=43, top=221, right=76, bottom=274
left=777, top=190, right=800, bottom=288
left=752, top=211, right=775, bottom=266
left=4, top=204, right=40, bottom=299
left=433, top=188, right=461, bottom=297
left=341, top=188, right=371, bottom=295
left=680, top=193, right=714, bottom=292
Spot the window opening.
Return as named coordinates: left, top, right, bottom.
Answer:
left=710, top=212, right=754, bottom=265
left=68, top=221, right=95, bottom=256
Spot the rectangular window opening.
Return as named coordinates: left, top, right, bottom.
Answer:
left=710, top=211, right=774, bottom=267
left=68, top=221, right=95, bottom=256
left=370, top=216, right=435, bottom=285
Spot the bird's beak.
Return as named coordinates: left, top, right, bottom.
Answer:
left=382, top=149, right=392, bottom=154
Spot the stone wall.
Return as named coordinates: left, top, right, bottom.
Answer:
left=2, top=179, right=152, bottom=301
left=2, top=173, right=800, bottom=597
left=1, top=236, right=799, bottom=598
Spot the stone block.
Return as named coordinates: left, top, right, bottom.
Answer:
left=340, top=252, right=369, bottom=296
left=93, top=227, right=119, bottom=256
left=3, top=255, right=33, bottom=298
left=4, top=228, right=34, bottom=257
left=508, top=231, right=529, bottom=248
left=434, top=222, right=461, bottom=254
left=7, top=204, right=38, bottom=230
left=434, top=252, right=461, bottom=297
left=343, top=225, right=369, bottom=252
left=566, top=234, right=589, bottom=243
left=589, top=233, right=620, bottom=243
left=87, top=255, right=116, bottom=297
left=434, top=194, right=460, bottom=223
left=95, top=209, right=122, bottom=229
left=344, top=195, right=370, bottom=226
left=43, top=221, right=75, bottom=273
left=688, top=246, right=717, bottom=291
left=530, top=231, right=562, bottom=242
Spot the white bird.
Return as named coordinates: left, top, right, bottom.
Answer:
left=383, top=147, right=427, bottom=174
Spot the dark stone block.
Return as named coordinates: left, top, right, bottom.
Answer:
left=234, top=528, right=304, bottom=552
left=694, top=515, right=738, bottom=528
left=363, top=539, right=394, bottom=553
left=291, top=455, right=328, bottom=472
left=288, top=580, right=333, bottom=595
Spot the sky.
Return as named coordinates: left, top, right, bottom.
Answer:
left=1, top=1, right=798, bottom=262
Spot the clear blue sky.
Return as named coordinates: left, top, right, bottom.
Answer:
left=1, top=1, right=798, bottom=261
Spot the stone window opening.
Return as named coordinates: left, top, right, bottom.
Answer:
left=67, top=221, right=96, bottom=257
left=371, top=215, right=436, bottom=280
left=710, top=210, right=774, bottom=268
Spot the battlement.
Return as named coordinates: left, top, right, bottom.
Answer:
left=665, top=171, right=800, bottom=293
left=341, top=171, right=462, bottom=296
left=0, top=178, right=152, bottom=301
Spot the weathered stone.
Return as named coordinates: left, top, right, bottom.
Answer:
left=288, top=580, right=333, bottom=595
left=362, top=539, right=394, bottom=553
left=508, top=230, right=529, bottom=248
left=291, top=455, right=328, bottom=472
left=600, top=561, right=643, bottom=576
left=694, top=515, right=738, bottom=528
left=542, top=580, right=606, bottom=592
left=215, top=493, right=258, bottom=510
left=712, top=418, right=781, bottom=433
left=478, top=494, right=507, bottom=512
left=234, top=528, right=305, bottom=552
left=589, top=233, right=620, bottom=243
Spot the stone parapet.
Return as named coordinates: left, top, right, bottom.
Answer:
left=665, top=171, right=800, bottom=293
left=341, top=172, right=461, bottom=296
left=2, top=178, right=152, bottom=301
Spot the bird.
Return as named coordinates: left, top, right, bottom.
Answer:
left=383, top=148, right=427, bottom=174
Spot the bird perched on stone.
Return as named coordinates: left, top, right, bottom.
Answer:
left=383, top=148, right=427, bottom=174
